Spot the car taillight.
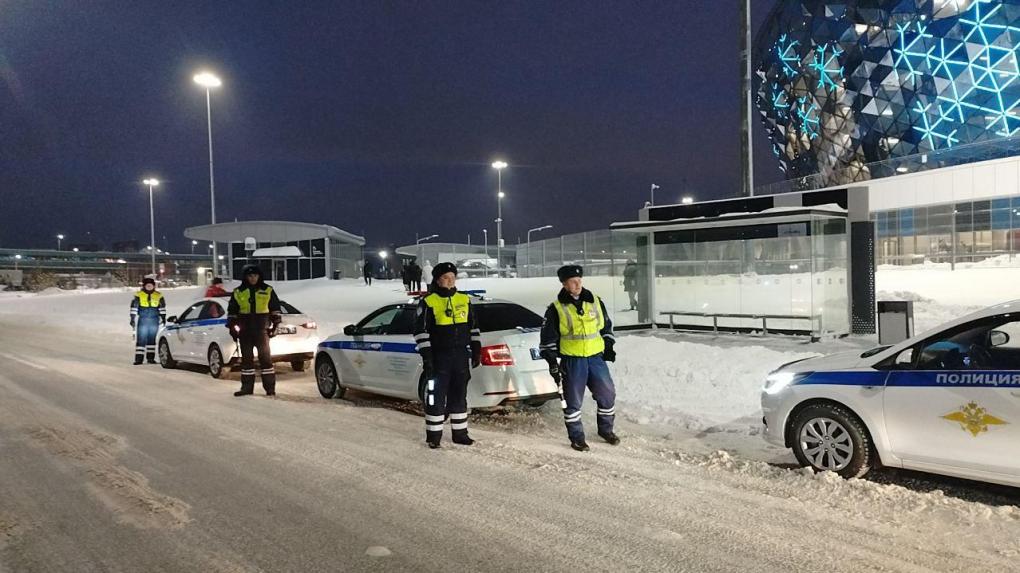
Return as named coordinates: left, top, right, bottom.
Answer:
left=301, top=321, right=317, bottom=330
left=481, top=344, right=515, bottom=366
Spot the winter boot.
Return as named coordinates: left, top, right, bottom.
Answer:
left=570, top=440, right=590, bottom=452
left=452, top=433, right=475, bottom=446
left=427, top=439, right=441, bottom=449
left=234, top=387, right=254, bottom=397
left=133, top=360, right=143, bottom=365
left=598, top=432, right=620, bottom=445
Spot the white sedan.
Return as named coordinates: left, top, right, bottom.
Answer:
left=157, top=296, right=321, bottom=378
left=762, top=300, right=1020, bottom=487
left=314, top=295, right=560, bottom=409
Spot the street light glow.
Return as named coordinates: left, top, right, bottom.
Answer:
left=378, top=250, right=388, bottom=259
left=193, top=72, right=222, bottom=88
left=192, top=240, right=198, bottom=245
left=498, top=191, right=506, bottom=198
left=72, top=247, right=79, bottom=252
left=681, top=196, right=694, bottom=205
left=143, top=178, right=160, bottom=186
left=491, top=160, right=508, bottom=170
left=15, top=254, right=22, bottom=260
left=57, top=234, right=64, bottom=240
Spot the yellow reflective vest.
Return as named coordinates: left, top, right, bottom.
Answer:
left=232, top=286, right=274, bottom=315
left=555, top=296, right=606, bottom=358
left=423, top=292, right=471, bottom=325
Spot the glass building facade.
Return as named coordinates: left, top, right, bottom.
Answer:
left=874, top=196, right=1020, bottom=265
left=755, top=0, right=1020, bottom=186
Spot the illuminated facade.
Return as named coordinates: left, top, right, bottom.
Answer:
left=755, top=0, right=1020, bottom=184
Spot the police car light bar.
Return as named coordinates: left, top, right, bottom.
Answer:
left=462, top=289, right=487, bottom=298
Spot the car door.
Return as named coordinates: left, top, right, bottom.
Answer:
left=344, top=306, right=404, bottom=391
left=193, top=301, right=227, bottom=359
left=883, top=314, right=1020, bottom=478
left=366, top=304, right=421, bottom=395
left=171, top=302, right=206, bottom=360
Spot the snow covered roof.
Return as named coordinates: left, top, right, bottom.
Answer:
left=611, top=204, right=847, bottom=233
left=184, top=221, right=365, bottom=246
left=251, top=246, right=304, bottom=258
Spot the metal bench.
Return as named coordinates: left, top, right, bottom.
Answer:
left=660, top=310, right=816, bottom=337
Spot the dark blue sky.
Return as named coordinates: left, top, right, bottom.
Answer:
left=0, top=1, right=779, bottom=251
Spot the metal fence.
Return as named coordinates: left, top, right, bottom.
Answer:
left=514, top=230, right=641, bottom=277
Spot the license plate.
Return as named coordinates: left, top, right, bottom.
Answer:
left=278, top=325, right=297, bottom=335
left=530, top=348, right=542, bottom=360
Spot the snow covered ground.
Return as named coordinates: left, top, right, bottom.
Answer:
left=2, top=267, right=1020, bottom=569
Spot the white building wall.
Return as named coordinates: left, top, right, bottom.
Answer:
left=867, top=154, right=1020, bottom=210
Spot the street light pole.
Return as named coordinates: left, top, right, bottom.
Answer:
left=56, top=234, right=64, bottom=251
left=416, top=233, right=438, bottom=264
left=527, top=225, right=553, bottom=278
left=491, top=160, right=508, bottom=276
left=482, top=229, right=489, bottom=277
left=143, top=178, right=160, bottom=276
left=194, top=71, right=222, bottom=273
left=191, top=240, right=198, bottom=255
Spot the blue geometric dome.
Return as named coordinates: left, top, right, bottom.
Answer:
left=755, top=0, right=1020, bottom=184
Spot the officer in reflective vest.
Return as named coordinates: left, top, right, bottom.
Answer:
left=227, top=264, right=282, bottom=397
left=129, top=277, right=166, bottom=364
left=413, top=262, right=482, bottom=448
left=539, top=265, right=619, bottom=451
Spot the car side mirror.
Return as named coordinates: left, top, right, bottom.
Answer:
left=343, top=324, right=357, bottom=336
left=167, top=316, right=178, bottom=324
left=894, top=348, right=914, bottom=369
left=990, top=330, right=1010, bottom=347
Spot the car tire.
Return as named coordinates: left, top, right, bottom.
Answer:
left=291, top=359, right=307, bottom=372
left=791, top=403, right=873, bottom=479
left=315, top=354, right=346, bottom=399
left=208, top=344, right=226, bottom=379
left=158, top=338, right=176, bottom=369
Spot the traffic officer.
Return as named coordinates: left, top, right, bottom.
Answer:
left=413, top=262, right=482, bottom=448
left=226, top=264, right=282, bottom=397
left=539, top=265, right=619, bottom=451
left=129, top=277, right=166, bottom=364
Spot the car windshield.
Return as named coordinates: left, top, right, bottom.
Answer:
left=474, top=303, right=543, bottom=332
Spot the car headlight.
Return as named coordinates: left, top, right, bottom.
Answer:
left=763, top=371, right=811, bottom=394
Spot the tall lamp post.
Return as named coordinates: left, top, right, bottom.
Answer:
left=482, top=228, right=489, bottom=277
left=193, top=71, right=222, bottom=272
left=527, top=225, right=553, bottom=278
left=416, top=233, right=438, bottom=263
left=142, top=178, right=160, bottom=276
left=191, top=240, right=198, bottom=254
left=56, top=234, right=65, bottom=251
left=491, top=160, right=508, bottom=276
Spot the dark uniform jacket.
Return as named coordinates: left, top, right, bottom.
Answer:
left=413, top=286, right=482, bottom=363
left=227, top=280, right=282, bottom=331
left=539, top=287, right=615, bottom=365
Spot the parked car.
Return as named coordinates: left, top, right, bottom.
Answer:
left=314, top=294, right=559, bottom=409
left=762, top=300, right=1020, bottom=487
left=157, top=296, right=320, bottom=378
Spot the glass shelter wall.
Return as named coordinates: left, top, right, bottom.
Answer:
left=651, top=214, right=849, bottom=336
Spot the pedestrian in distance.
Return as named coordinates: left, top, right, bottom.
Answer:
left=205, top=277, right=230, bottom=298
left=363, top=259, right=373, bottom=286
left=130, top=277, right=166, bottom=364
left=227, top=264, right=282, bottom=397
left=401, top=264, right=412, bottom=293
left=539, top=265, right=619, bottom=451
left=421, top=260, right=434, bottom=288
left=409, top=261, right=423, bottom=292
left=623, top=260, right=639, bottom=311
left=414, top=262, right=482, bottom=449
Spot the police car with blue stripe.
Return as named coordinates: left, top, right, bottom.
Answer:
left=157, top=296, right=321, bottom=378
left=763, top=301, right=1020, bottom=487
left=314, top=293, right=560, bottom=409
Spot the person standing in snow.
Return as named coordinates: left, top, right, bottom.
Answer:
left=421, top=260, right=433, bottom=290
left=409, top=261, right=423, bottom=292
left=539, top=265, right=619, bottom=451
left=622, top=260, right=639, bottom=311
left=204, top=277, right=230, bottom=298
left=227, top=264, right=282, bottom=397
left=413, top=262, right=481, bottom=449
left=130, top=277, right=166, bottom=364
left=363, top=259, right=373, bottom=286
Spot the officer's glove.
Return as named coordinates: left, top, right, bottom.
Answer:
left=226, top=317, right=240, bottom=340
left=160, top=317, right=166, bottom=326
left=548, top=364, right=562, bottom=385
left=602, top=340, right=616, bottom=363
left=130, top=318, right=136, bottom=328
left=471, top=353, right=481, bottom=369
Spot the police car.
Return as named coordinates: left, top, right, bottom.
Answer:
left=157, top=296, right=321, bottom=378
left=762, top=300, right=1020, bottom=487
left=314, top=293, right=560, bottom=409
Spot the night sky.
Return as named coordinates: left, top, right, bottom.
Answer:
left=1, top=1, right=779, bottom=252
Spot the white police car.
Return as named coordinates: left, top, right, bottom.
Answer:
left=762, top=301, right=1020, bottom=487
left=157, top=296, right=321, bottom=378
left=314, top=293, right=560, bottom=409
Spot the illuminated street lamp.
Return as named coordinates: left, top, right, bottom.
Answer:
left=143, top=178, right=160, bottom=275
left=56, top=234, right=65, bottom=250
left=681, top=196, right=694, bottom=205
left=194, top=70, right=222, bottom=270
left=14, top=254, right=21, bottom=270
left=526, top=225, right=553, bottom=278
left=416, top=233, right=438, bottom=263
left=491, top=160, right=508, bottom=274
left=191, top=239, right=198, bottom=254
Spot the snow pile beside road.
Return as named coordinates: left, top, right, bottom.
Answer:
left=611, top=333, right=818, bottom=431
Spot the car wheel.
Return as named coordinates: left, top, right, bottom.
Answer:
left=315, top=354, right=345, bottom=399
left=208, top=344, right=226, bottom=379
left=291, top=359, right=307, bottom=372
left=158, top=338, right=176, bottom=369
left=791, top=403, right=872, bottom=479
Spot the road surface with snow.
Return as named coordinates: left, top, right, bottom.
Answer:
left=1, top=276, right=1019, bottom=571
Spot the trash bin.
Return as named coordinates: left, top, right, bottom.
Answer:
left=333, top=270, right=341, bottom=280
left=877, top=301, right=913, bottom=345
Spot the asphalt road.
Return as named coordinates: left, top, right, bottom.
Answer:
left=1, top=318, right=1018, bottom=572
